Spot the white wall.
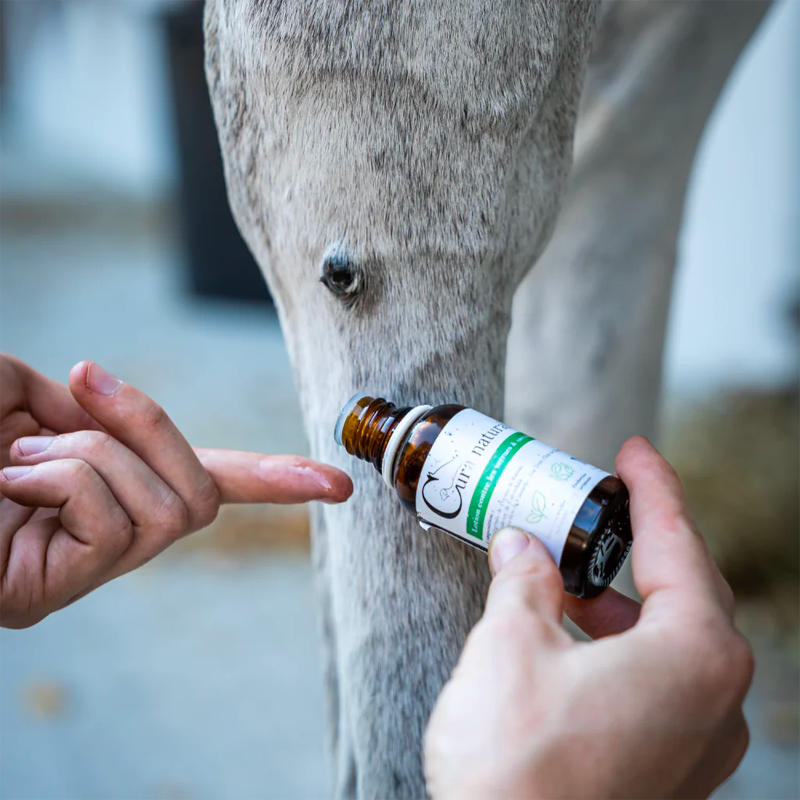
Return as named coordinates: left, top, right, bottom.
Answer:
left=664, top=0, right=800, bottom=397
left=2, top=0, right=178, bottom=197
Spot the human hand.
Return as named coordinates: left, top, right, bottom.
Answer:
left=0, top=355, right=353, bottom=628
left=424, top=436, right=753, bottom=800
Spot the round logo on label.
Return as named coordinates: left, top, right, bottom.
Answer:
left=588, top=525, right=632, bottom=588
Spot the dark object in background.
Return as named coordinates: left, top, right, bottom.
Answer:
left=0, top=2, right=6, bottom=94
left=164, top=3, right=272, bottom=306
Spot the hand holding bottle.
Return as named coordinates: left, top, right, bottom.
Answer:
left=424, top=436, right=753, bottom=800
left=0, top=355, right=353, bottom=629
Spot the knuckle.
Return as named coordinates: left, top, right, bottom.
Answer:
left=689, top=625, right=755, bottom=707
left=70, top=430, right=113, bottom=458
left=153, top=492, right=191, bottom=539
left=725, top=633, right=756, bottom=698
left=188, top=478, right=220, bottom=530
left=0, top=583, right=48, bottom=630
left=1, top=615, right=40, bottom=630
left=123, top=516, right=135, bottom=546
left=0, top=608, right=46, bottom=629
left=66, top=458, right=96, bottom=482
left=109, top=517, right=134, bottom=553
left=139, top=402, right=168, bottom=432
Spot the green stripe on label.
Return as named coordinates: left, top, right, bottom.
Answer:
left=466, top=432, right=533, bottom=541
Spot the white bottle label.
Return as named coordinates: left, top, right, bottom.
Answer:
left=414, top=409, right=610, bottom=565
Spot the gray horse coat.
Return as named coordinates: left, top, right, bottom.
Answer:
left=204, top=1, right=767, bottom=796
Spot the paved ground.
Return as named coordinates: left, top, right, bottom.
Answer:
left=1, top=557, right=328, bottom=800
left=1, top=193, right=797, bottom=799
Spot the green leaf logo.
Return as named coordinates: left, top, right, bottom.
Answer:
left=550, top=462, right=574, bottom=482
left=526, top=490, right=547, bottom=525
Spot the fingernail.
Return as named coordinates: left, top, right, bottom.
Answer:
left=1, top=466, right=33, bottom=481
left=489, top=527, right=532, bottom=575
left=17, top=436, right=54, bottom=456
left=86, top=363, right=122, bottom=396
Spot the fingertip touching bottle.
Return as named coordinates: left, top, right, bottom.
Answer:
left=334, top=394, right=632, bottom=598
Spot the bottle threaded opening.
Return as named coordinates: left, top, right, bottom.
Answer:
left=334, top=394, right=406, bottom=471
left=334, top=393, right=369, bottom=447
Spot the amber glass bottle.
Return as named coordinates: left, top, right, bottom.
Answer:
left=335, top=394, right=632, bottom=598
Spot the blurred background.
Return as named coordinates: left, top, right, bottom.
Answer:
left=0, top=1, right=797, bottom=799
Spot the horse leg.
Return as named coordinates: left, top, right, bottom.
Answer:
left=506, top=0, right=769, bottom=603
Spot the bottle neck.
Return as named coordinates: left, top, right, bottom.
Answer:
left=338, top=396, right=410, bottom=473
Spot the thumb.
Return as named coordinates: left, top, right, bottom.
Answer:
left=3, top=355, right=102, bottom=434
left=194, top=449, right=354, bottom=505
left=485, top=527, right=566, bottom=626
